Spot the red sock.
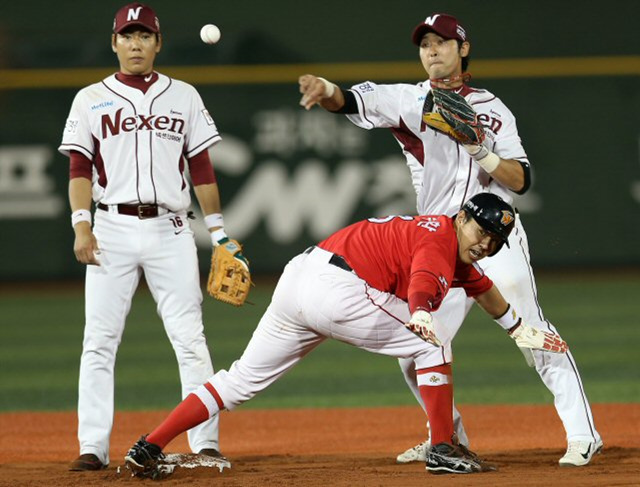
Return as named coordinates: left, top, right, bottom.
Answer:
left=417, top=364, right=454, bottom=445
left=146, top=393, right=210, bottom=449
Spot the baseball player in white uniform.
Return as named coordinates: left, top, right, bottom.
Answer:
left=60, top=2, right=236, bottom=471
left=298, top=12, right=602, bottom=467
left=122, top=194, right=569, bottom=478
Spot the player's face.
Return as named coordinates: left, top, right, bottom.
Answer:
left=419, top=32, right=468, bottom=80
left=112, top=29, right=162, bottom=75
left=455, top=212, right=500, bottom=264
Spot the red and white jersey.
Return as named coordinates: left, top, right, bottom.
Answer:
left=318, top=214, right=492, bottom=313
left=346, top=81, right=528, bottom=215
left=59, top=72, right=220, bottom=212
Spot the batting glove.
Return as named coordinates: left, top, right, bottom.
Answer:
left=404, top=310, right=441, bottom=346
left=508, top=323, right=568, bottom=354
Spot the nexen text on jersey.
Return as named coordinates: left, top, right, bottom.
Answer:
left=101, top=108, right=185, bottom=139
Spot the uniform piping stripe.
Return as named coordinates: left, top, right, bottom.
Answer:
left=363, top=283, right=447, bottom=362
left=204, top=382, right=225, bottom=410
left=566, top=349, right=598, bottom=440
left=60, top=143, right=94, bottom=158
left=363, top=283, right=403, bottom=325
left=148, top=78, right=174, bottom=205
left=457, top=144, right=472, bottom=210
left=352, top=90, right=374, bottom=128
left=515, top=226, right=598, bottom=438
left=187, top=134, right=221, bottom=158
left=514, top=226, right=548, bottom=328
left=470, top=95, right=497, bottom=106
left=147, top=129, right=156, bottom=204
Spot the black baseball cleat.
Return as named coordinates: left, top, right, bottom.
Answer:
left=426, top=442, right=497, bottom=474
left=124, top=435, right=165, bottom=478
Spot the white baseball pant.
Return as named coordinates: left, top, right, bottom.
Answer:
left=202, top=247, right=448, bottom=412
left=78, top=209, right=219, bottom=464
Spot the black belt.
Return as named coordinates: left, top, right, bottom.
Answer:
left=97, top=202, right=160, bottom=219
left=304, top=246, right=353, bottom=272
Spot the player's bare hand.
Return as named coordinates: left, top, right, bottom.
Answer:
left=298, top=74, right=332, bottom=111
left=73, top=222, right=101, bottom=266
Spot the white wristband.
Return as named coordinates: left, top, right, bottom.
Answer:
left=495, top=304, right=521, bottom=331
left=317, top=77, right=336, bottom=98
left=71, top=209, right=91, bottom=228
left=463, top=144, right=500, bottom=173
left=204, top=213, right=224, bottom=230
left=211, top=227, right=228, bottom=245
left=476, top=151, right=501, bottom=173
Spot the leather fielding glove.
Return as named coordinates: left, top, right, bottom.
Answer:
left=422, top=88, right=486, bottom=146
left=207, top=237, right=251, bottom=306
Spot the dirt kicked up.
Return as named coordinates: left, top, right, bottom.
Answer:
left=1, top=403, right=638, bottom=486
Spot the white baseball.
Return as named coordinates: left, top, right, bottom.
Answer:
left=200, top=24, right=221, bottom=44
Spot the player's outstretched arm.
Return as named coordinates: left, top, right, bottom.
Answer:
left=473, top=284, right=508, bottom=318
left=474, top=284, right=568, bottom=355
left=69, top=177, right=100, bottom=266
left=404, top=309, right=442, bottom=347
left=298, top=74, right=345, bottom=112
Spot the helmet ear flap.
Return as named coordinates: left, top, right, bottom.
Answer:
left=488, top=241, right=505, bottom=257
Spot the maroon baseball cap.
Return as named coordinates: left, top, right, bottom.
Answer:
left=411, top=13, right=467, bottom=45
left=113, top=3, right=160, bottom=34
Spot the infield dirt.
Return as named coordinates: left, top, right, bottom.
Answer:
left=0, top=403, right=638, bottom=486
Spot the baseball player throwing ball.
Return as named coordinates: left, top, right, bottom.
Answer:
left=298, top=12, right=602, bottom=467
left=60, top=2, right=244, bottom=471
left=122, top=193, right=569, bottom=478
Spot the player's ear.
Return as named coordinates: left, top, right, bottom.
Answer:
left=111, top=34, right=118, bottom=53
left=155, top=33, right=162, bottom=53
left=454, top=210, right=465, bottom=228
left=460, top=41, right=470, bottom=57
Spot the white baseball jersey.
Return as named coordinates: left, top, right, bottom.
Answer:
left=59, top=72, right=223, bottom=464
left=346, top=80, right=529, bottom=215
left=59, top=72, right=220, bottom=211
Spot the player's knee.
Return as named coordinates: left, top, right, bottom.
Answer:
left=398, top=356, right=415, bottom=375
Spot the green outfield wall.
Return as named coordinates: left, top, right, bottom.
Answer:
left=0, top=0, right=638, bottom=278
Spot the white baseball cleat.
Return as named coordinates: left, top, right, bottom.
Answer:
left=558, top=439, right=603, bottom=467
left=396, top=440, right=430, bottom=463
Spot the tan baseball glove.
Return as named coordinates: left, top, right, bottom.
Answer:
left=207, top=238, right=251, bottom=306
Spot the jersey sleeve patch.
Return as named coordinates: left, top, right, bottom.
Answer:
left=64, top=118, right=79, bottom=135
left=201, top=109, right=215, bottom=126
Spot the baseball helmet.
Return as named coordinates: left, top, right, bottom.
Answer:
left=462, top=193, right=515, bottom=256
